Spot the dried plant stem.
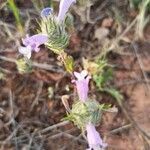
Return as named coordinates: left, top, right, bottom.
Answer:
left=109, top=124, right=132, bottom=134
left=40, top=121, right=69, bottom=134
left=0, top=55, right=64, bottom=73
left=117, top=79, right=150, bottom=87
left=118, top=17, right=138, bottom=40
left=108, top=16, right=138, bottom=52
left=30, top=81, right=44, bottom=111
left=132, top=43, right=150, bottom=93
left=10, top=121, right=70, bottom=145
left=48, top=131, right=86, bottom=144
left=8, top=90, right=19, bottom=150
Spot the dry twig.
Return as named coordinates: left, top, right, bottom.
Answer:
left=0, top=55, right=64, bottom=73
left=132, top=43, right=150, bottom=93
left=30, top=81, right=44, bottom=111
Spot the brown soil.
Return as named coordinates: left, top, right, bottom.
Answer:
left=0, top=0, right=150, bottom=150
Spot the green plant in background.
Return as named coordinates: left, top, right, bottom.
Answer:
left=130, top=0, right=150, bottom=11
left=78, top=0, right=97, bottom=6
left=135, top=0, right=150, bottom=39
left=83, top=57, right=123, bottom=102
left=130, top=0, right=142, bottom=9
left=62, top=54, right=74, bottom=73
left=93, top=68, right=113, bottom=90
left=103, top=88, right=123, bottom=102
left=16, top=58, right=32, bottom=74
left=31, top=0, right=44, bottom=11
left=94, top=70, right=123, bottom=102
left=7, top=0, right=23, bottom=34
left=0, top=71, right=5, bottom=80
left=31, top=0, right=53, bottom=12
left=64, top=13, right=75, bottom=31
left=48, top=86, right=54, bottom=99
left=93, top=63, right=123, bottom=102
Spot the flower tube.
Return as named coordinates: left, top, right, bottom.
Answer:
left=86, top=123, right=107, bottom=150
left=73, top=70, right=91, bottom=102
left=57, top=0, right=76, bottom=22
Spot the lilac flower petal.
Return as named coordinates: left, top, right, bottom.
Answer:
left=75, top=80, right=89, bottom=102
left=86, top=123, right=107, bottom=150
left=41, top=7, right=53, bottom=17
left=22, top=34, right=48, bottom=46
left=22, top=38, right=29, bottom=46
left=74, top=70, right=88, bottom=80
left=18, top=46, right=32, bottom=59
left=73, top=70, right=90, bottom=101
left=34, top=47, right=40, bottom=52
left=57, top=0, right=76, bottom=22
left=74, top=71, right=83, bottom=80
left=81, top=70, right=88, bottom=78
left=22, top=34, right=48, bottom=52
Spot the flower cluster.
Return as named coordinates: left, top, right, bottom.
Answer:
left=72, top=70, right=107, bottom=150
left=19, top=0, right=76, bottom=59
left=18, top=0, right=107, bottom=150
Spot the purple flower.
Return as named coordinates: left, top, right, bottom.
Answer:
left=73, top=70, right=91, bottom=102
left=19, top=34, right=48, bottom=59
left=57, top=0, right=76, bottom=22
left=86, top=123, right=107, bottom=150
left=41, top=7, right=53, bottom=18
left=72, top=70, right=107, bottom=149
left=72, top=70, right=107, bottom=150
left=22, top=34, right=48, bottom=52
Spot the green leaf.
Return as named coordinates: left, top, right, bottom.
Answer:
left=16, top=58, right=32, bottom=74
left=64, top=55, right=74, bottom=73
left=40, top=17, right=69, bottom=54
left=7, top=0, right=23, bottom=33
left=99, top=103, right=112, bottom=111
left=93, top=68, right=113, bottom=88
left=103, top=88, right=123, bottom=102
